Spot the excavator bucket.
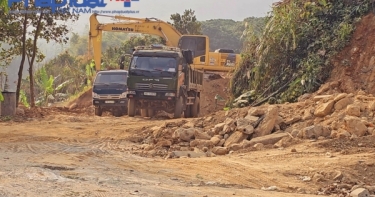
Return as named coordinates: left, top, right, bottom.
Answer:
left=178, top=35, right=209, bottom=59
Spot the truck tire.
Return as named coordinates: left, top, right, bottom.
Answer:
left=128, top=98, right=136, bottom=117
left=95, top=106, right=103, bottom=116
left=191, top=97, right=200, bottom=117
left=184, top=105, right=191, bottom=118
left=174, top=97, right=183, bottom=119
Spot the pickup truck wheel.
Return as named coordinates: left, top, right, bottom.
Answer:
left=174, top=97, right=183, bottom=119
left=95, top=107, right=103, bottom=116
left=128, top=99, right=136, bottom=117
left=191, top=97, right=200, bottom=117
left=184, top=105, right=191, bottom=118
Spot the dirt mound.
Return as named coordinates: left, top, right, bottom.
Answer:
left=200, top=76, right=231, bottom=116
left=68, top=88, right=93, bottom=110
left=327, top=13, right=375, bottom=95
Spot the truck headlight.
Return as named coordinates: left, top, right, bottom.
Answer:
left=165, top=93, right=175, bottom=97
left=92, top=92, right=99, bottom=98
left=120, top=92, right=127, bottom=98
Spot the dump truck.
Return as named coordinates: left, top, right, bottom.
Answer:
left=92, top=70, right=128, bottom=117
left=126, top=44, right=203, bottom=118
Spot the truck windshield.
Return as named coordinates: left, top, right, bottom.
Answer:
left=94, top=73, right=127, bottom=85
left=129, top=56, right=177, bottom=77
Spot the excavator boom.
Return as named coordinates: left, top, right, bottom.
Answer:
left=88, top=13, right=240, bottom=72
left=89, top=13, right=182, bottom=71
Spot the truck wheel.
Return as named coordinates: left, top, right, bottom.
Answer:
left=174, top=97, right=183, bottom=119
left=184, top=105, right=191, bottom=118
left=128, top=99, right=136, bottom=117
left=191, top=97, right=200, bottom=117
left=95, top=106, right=103, bottom=116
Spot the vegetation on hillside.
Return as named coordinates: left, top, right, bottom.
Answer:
left=201, top=17, right=265, bottom=52
left=230, top=0, right=374, bottom=106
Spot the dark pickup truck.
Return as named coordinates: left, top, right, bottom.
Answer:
left=92, top=70, right=128, bottom=117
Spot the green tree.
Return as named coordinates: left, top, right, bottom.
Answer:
left=0, top=0, right=79, bottom=107
left=169, top=9, right=202, bottom=35
left=0, top=0, right=8, bottom=13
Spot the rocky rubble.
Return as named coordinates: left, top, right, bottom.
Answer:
left=128, top=89, right=375, bottom=159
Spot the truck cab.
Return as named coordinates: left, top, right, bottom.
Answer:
left=92, top=70, right=128, bottom=117
left=126, top=44, right=203, bottom=118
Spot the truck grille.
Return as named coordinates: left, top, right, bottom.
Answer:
left=98, top=94, right=121, bottom=99
left=135, top=83, right=168, bottom=90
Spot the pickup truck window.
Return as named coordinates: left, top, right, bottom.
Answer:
left=94, top=73, right=127, bottom=84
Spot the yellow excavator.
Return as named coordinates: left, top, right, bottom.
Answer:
left=88, top=13, right=241, bottom=72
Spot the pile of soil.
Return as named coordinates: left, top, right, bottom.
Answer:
left=200, top=75, right=231, bottom=116
left=328, top=13, right=375, bottom=94
left=68, top=88, right=93, bottom=110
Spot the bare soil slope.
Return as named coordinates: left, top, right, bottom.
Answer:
left=328, top=13, right=375, bottom=95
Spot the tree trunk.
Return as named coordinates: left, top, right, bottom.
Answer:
left=16, top=13, right=28, bottom=108
left=0, top=92, right=17, bottom=116
left=29, top=13, right=43, bottom=108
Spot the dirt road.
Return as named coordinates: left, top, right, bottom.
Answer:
left=0, top=112, right=373, bottom=197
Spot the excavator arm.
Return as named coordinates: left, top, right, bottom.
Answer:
left=89, top=13, right=182, bottom=71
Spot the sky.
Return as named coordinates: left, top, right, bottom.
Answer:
left=70, top=0, right=281, bottom=34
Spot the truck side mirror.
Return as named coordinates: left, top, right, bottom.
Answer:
left=182, top=50, right=193, bottom=64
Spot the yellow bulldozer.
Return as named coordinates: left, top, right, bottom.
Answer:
left=88, top=13, right=241, bottom=73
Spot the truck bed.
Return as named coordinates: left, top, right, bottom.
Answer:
left=186, top=66, right=204, bottom=91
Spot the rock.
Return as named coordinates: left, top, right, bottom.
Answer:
left=247, top=107, right=266, bottom=116
left=194, top=129, right=211, bottom=140
left=333, top=171, right=343, bottom=181
left=210, top=136, right=221, bottom=146
left=236, top=118, right=255, bottom=134
left=346, top=104, right=361, bottom=117
left=337, top=129, right=351, bottom=138
left=274, top=136, right=292, bottom=148
left=344, top=116, right=368, bottom=137
left=182, top=121, right=195, bottom=128
left=244, top=115, right=259, bottom=123
left=171, top=151, right=206, bottom=158
left=205, top=116, right=213, bottom=122
left=368, top=101, right=375, bottom=111
left=313, top=95, right=333, bottom=101
left=314, top=100, right=334, bottom=117
left=350, top=188, right=370, bottom=197
left=228, top=143, right=242, bottom=151
left=302, top=109, right=313, bottom=120
left=213, top=123, right=225, bottom=133
left=190, top=139, right=214, bottom=148
left=253, top=143, right=264, bottom=150
left=217, top=139, right=225, bottom=146
left=211, top=147, right=228, bottom=155
left=155, top=140, right=172, bottom=147
left=253, top=106, right=279, bottom=137
left=298, top=125, right=331, bottom=139
left=224, top=131, right=248, bottom=147
left=243, top=132, right=289, bottom=148
left=334, top=97, right=353, bottom=111
left=334, top=93, right=348, bottom=102
left=175, top=128, right=195, bottom=142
